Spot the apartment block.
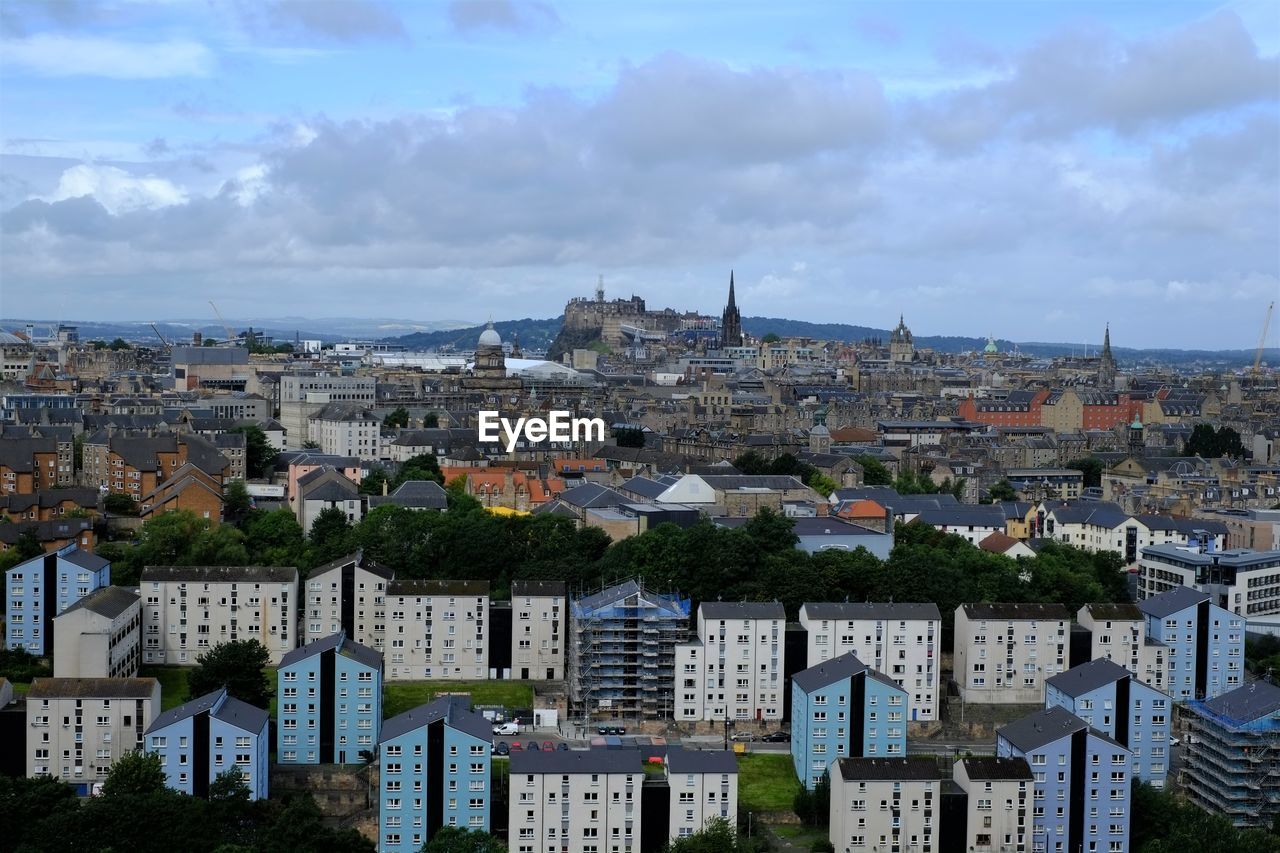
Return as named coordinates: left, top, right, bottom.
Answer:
left=1075, top=603, right=1165, bottom=693
left=828, top=757, right=941, bottom=853
left=0, top=434, right=71, bottom=494
left=791, top=652, right=908, bottom=789
left=278, top=374, right=376, bottom=450
left=81, top=432, right=229, bottom=502
left=568, top=579, right=691, bottom=721
left=511, top=579, right=567, bottom=682
left=6, top=545, right=111, bottom=655
left=509, top=749, right=642, bottom=853
left=144, top=687, right=270, bottom=800
left=384, top=579, right=489, bottom=681
left=1139, top=543, right=1280, bottom=618
left=1045, top=658, right=1174, bottom=787
left=140, top=565, right=299, bottom=665
left=675, top=601, right=784, bottom=724
left=996, top=706, right=1131, bottom=853
left=277, top=630, right=383, bottom=765
left=1138, top=585, right=1244, bottom=701
left=954, top=603, right=1070, bottom=704
left=953, top=756, right=1032, bottom=853
left=26, top=677, right=160, bottom=793
left=664, top=749, right=738, bottom=843
left=52, top=586, right=141, bottom=678
left=304, top=552, right=395, bottom=646
left=377, top=696, right=492, bottom=853
left=1185, top=680, right=1280, bottom=830
left=799, top=601, right=941, bottom=722
left=308, top=403, right=381, bottom=461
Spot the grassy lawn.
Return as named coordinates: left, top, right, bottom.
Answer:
left=139, top=665, right=193, bottom=711
left=11, top=682, right=30, bottom=697
left=766, top=824, right=830, bottom=849
left=383, top=681, right=534, bottom=718
left=737, top=753, right=801, bottom=813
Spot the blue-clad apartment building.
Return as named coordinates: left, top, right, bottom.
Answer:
left=1138, top=585, right=1244, bottom=701
left=790, top=652, right=908, bottom=790
left=1045, top=657, right=1174, bottom=788
left=5, top=545, right=110, bottom=655
left=144, top=687, right=270, bottom=800
left=377, top=695, right=492, bottom=853
left=997, top=706, right=1132, bottom=853
left=277, top=630, right=383, bottom=765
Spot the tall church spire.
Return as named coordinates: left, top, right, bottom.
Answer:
left=728, top=271, right=737, bottom=309
left=1099, top=323, right=1117, bottom=388
left=721, top=270, right=743, bottom=348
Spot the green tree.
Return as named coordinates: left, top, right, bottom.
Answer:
left=394, top=453, right=444, bottom=488
left=186, top=639, right=271, bottom=708
left=189, top=524, right=251, bottom=565
left=260, top=794, right=376, bottom=853
left=805, top=471, right=839, bottom=498
left=301, top=440, right=320, bottom=449
left=360, top=467, right=390, bottom=496
left=420, top=826, right=509, bottom=852
left=104, top=492, right=140, bottom=515
left=986, top=479, right=1018, bottom=502
left=1065, top=456, right=1104, bottom=488
left=614, top=427, right=646, bottom=448
left=854, top=455, right=892, bottom=486
left=665, top=817, right=741, bottom=852
left=761, top=332, right=781, bottom=344
left=0, top=646, right=53, bottom=682
left=223, top=480, right=252, bottom=521
left=423, top=412, right=440, bottom=428
left=1186, top=424, right=1247, bottom=459
left=383, top=406, right=410, bottom=429
left=100, top=751, right=167, bottom=797
left=229, top=425, right=279, bottom=479
left=208, top=768, right=252, bottom=803
left=244, top=508, right=306, bottom=567
left=731, top=451, right=771, bottom=475
left=309, top=505, right=354, bottom=565
left=108, top=337, right=131, bottom=351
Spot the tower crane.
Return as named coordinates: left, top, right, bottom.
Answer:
left=1255, top=301, right=1274, bottom=375
left=208, top=300, right=236, bottom=344
left=149, top=323, right=170, bottom=347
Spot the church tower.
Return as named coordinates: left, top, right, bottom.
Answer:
left=721, top=271, right=743, bottom=348
left=1099, top=324, right=1117, bottom=389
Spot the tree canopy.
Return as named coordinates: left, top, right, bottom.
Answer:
left=229, top=425, right=279, bottom=479
left=1186, top=424, right=1247, bottom=459
left=419, top=827, right=509, bottom=852
left=186, top=639, right=272, bottom=708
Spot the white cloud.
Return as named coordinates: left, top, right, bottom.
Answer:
left=45, top=164, right=188, bottom=214
left=2, top=33, right=213, bottom=78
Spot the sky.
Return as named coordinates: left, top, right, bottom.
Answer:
left=1, top=0, right=1277, bottom=348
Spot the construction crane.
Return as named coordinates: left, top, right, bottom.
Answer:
left=1255, top=301, right=1274, bottom=375
left=149, top=323, right=170, bottom=347
left=208, top=300, right=236, bottom=344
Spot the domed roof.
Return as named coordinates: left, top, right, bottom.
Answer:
left=984, top=336, right=999, bottom=354
left=477, top=321, right=501, bottom=348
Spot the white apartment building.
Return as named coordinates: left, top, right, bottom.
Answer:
left=674, top=601, right=784, bottom=723
left=140, top=566, right=299, bottom=665
left=511, top=579, right=566, bottom=681
left=304, top=553, right=394, bottom=646
left=953, top=756, right=1032, bottom=853
left=52, top=587, right=141, bottom=678
left=665, top=750, right=738, bottom=842
left=384, top=579, right=489, bottom=681
left=799, top=601, right=941, bottom=723
left=26, top=677, right=160, bottom=789
left=1076, top=602, right=1166, bottom=692
left=829, top=757, right=942, bottom=853
left=307, top=403, right=381, bottom=461
left=954, top=603, right=1070, bottom=704
left=508, top=749, right=643, bottom=853
left=277, top=374, right=376, bottom=450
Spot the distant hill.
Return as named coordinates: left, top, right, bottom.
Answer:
left=392, top=317, right=564, bottom=351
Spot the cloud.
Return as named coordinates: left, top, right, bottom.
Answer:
left=43, top=164, right=188, bottom=214
left=447, top=0, right=559, bottom=34
left=854, top=16, right=901, bottom=46
left=238, top=0, right=407, bottom=44
left=2, top=33, right=214, bottom=78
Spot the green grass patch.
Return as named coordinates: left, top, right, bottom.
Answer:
left=139, top=665, right=193, bottom=711
left=384, top=681, right=533, bottom=718
left=737, top=753, right=800, bottom=813
left=12, top=682, right=30, bottom=697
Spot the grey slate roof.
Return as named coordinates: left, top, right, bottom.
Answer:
left=574, top=578, right=685, bottom=615
left=961, top=756, right=1033, bottom=781
left=213, top=694, right=270, bottom=734
left=1137, top=586, right=1210, bottom=619
left=1080, top=603, right=1144, bottom=622
left=961, top=602, right=1071, bottom=621
left=1045, top=659, right=1132, bottom=696
left=1199, top=680, right=1280, bottom=724
left=792, top=653, right=869, bottom=692
left=836, top=756, right=941, bottom=781
left=367, top=480, right=448, bottom=510
left=700, top=474, right=809, bottom=491
left=509, top=748, right=643, bottom=775
left=278, top=631, right=383, bottom=671
left=618, top=476, right=668, bottom=499
left=28, top=677, right=158, bottom=700
left=802, top=602, right=941, bottom=622
left=997, top=706, right=1125, bottom=753
left=557, top=482, right=629, bottom=509
left=62, top=549, right=111, bottom=572
left=511, top=579, right=568, bottom=598
left=146, top=689, right=224, bottom=733
left=144, top=687, right=268, bottom=736
left=380, top=695, right=491, bottom=743
left=141, top=565, right=298, bottom=584
left=665, top=748, right=737, bottom=775
left=57, top=585, right=139, bottom=620
left=309, top=552, right=395, bottom=581
left=699, top=601, right=785, bottom=620
left=388, top=578, right=490, bottom=597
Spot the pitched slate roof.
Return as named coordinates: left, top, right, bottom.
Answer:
left=1199, top=680, right=1280, bottom=724
left=509, top=748, right=643, bottom=775
left=57, top=585, right=138, bottom=620
left=380, top=695, right=491, bottom=743
left=961, top=756, right=1033, bottom=781
left=62, top=548, right=110, bottom=572
left=836, top=756, right=941, bottom=781
left=997, top=706, right=1125, bottom=753
left=1080, top=603, right=1144, bottom=621
left=144, top=687, right=268, bottom=736
left=699, top=601, right=785, bottom=620
left=308, top=552, right=394, bottom=581
left=367, top=480, right=448, bottom=510
left=140, top=565, right=298, bottom=584
left=802, top=602, right=941, bottom=622
left=792, top=653, right=870, bottom=692
left=388, top=578, right=490, bottom=597
left=28, top=677, right=158, bottom=700
left=1045, top=658, right=1133, bottom=696
left=665, top=749, right=737, bottom=774
left=511, top=579, right=568, bottom=598
left=961, top=602, right=1071, bottom=620
left=1137, top=586, right=1210, bottom=619
left=278, top=631, right=383, bottom=671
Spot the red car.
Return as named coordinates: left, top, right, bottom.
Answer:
left=543, top=741, right=555, bottom=752
left=509, top=741, right=523, bottom=751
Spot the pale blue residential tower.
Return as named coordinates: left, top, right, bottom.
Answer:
left=277, top=630, right=383, bottom=764
left=1138, top=585, right=1244, bottom=701
left=790, top=652, right=908, bottom=789
left=377, top=695, right=492, bottom=853
left=997, top=706, right=1132, bottom=853
left=5, top=545, right=110, bottom=655
left=1046, top=657, right=1174, bottom=787
left=144, top=687, right=270, bottom=800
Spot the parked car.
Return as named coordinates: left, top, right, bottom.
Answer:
left=597, top=726, right=609, bottom=736
left=730, top=732, right=756, bottom=742
left=509, top=741, right=523, bottom=751
left=608, top=726, right=627, bottom=736
left=493, top=722, right=519, bottom=736
left=542, top=741, right=555, bottom=751
left=494, top=742, right=510, bottom=756
left=556, top=742, right=570, bottom=751
left=526, top=741, right=540, bottom=751
left=762, top=731, right=790, bottom=743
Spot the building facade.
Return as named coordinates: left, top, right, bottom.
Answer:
left=790, top=653, right=909, bottom=789
left=953, top=756, right=1032, bottom=853
left=1138, top=585, right=1244, bottom=701
left=304, top=552, right=395, bottom=646
left=144, top=687, right=270, bottom=800
left=384, top=579, right=490, bottom=681
left=664, top=749, right=738, bottom=843
left=52, top=586, right=141, bottom=678
left=1139, top=543, right=1280, bottom=618
left=509, top=749, right=642, bottom=853
left=26, top=677, right=160, bottom=793
left=277, top=630, right=383, bottom=765
left=6, top=545, right=111, bottom=655
left=1076, top=602, right=1166, bottom=693
left=954, top=603, right=1070, bottom=704
left=377, top=696, right=492, bottom=853
left=1184, top=680, right=1280, bottom=830
left=799, top=601, right=941, bottom=723
left=140, top=565, right=299, bottom=665
left=674, top=601, right=785, bottom=724
left=511, top=579, right=567, bottom=682
left=828, top=757, right=940, bottom=853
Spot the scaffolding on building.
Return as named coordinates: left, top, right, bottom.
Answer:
left=1184, top=692, right=1280, bottom=829
left=568, top=577, right=691, bottom=724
